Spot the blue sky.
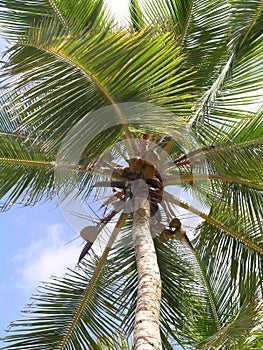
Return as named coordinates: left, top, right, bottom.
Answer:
left=0, top=202, right=81, bottom=337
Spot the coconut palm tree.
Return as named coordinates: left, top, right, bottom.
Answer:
left=0, top=0, right=263, bottom=349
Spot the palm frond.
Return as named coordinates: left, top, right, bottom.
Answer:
left=126, top=1, right=263, bottom=144
left=196, top=293, right=263, bottom=350
left=129, top=0, right=145, bottom=31
left=208, top=181, right=263, bottom=235
left=181, top=0, right=230, bottom=89
left=244, top=330, right=263, bottom=349
left=128, top=0, right=231, bottom=92
left=170, top=139, right=263, bottom=186
left=0, top=134, right=55, bottom=211
left=217, top=0, right=263, bottom=104
left=229, top=105, right=263, bottom=143
left=191, top=140, right=263, bottom=238
left=1, top=17, right=195, bottom=155
left=0, top=0, right=111, bottom=42
left=166, top=190, right=263, bottom=256
left=2, top=256, right=125, bottom=350
left=195, top=220, right=263, bottom=319
left=0, top=0, right=56, bottom=41
left=50, top=0, right=111, bottom=34
left=190, top=0, right=263, bottom=140
left=97, top=335, right=132, bottom=350
left=129, top=0, right=195, bottom=37
left=0, top=106, right=55, bottom=210
left=166, top=139, right=263, bottom=240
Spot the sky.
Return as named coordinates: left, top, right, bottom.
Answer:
left=0, top=0, right=130, bottom=341
left=0, top=202, right=81, bottom=337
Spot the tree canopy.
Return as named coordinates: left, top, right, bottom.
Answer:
left=0, top=0, right=263, bottom=349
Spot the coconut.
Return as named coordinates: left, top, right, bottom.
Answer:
left=80, top=226, right=99, bottom=242
left=169, top=218, right=181, bottom=229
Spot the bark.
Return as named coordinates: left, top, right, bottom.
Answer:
left=132, top=194, right=162, bottom=350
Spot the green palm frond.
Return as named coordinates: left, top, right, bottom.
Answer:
left=0, top=0, right=56, bottom=41
left=0, top=0, right=111, bottom=41
left=166, top=174, right=263, bottom=253
left=196, top=294, right=263, bottom=350
left=1, top=16, right=195, bottom=155
left=126, top=1, right=263, bottom=144
left=207, top=181, right=263, bottom=236
left=0, top=105, right=55, bottom=210
left=190, top=0, right=263, bottom=138
left=177, top=139, right=263, bottom=185
left=229, top=106, right=263, bottom=143
left=129, top=0, right=145, bottom=31
left=216, top=1, right=263, bottom=104
left=245, top=330, right=263, bottom=349
left=128, top=0, right=231, bottom=90
left=0, top=133, right=55, bottom=211
left=193, top=140, right=263, bottom=240
left=191, top=107, right=254, bottom=145
left=2, top=256, right=126, bottom=350
left=166, top=139, right=263, bottom=242
left=48, top=0, right=111, bottom=34
left=228, top=0, right=263, bottom=51
left=97, top=335, right=132, bottom=350
left=129, top=0, right=195, bottom=37
left=195, top=221, right=263, bottom=312
left=180, top=0, right=231, bottom=90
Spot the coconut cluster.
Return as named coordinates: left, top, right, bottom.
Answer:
left=158, top=218, right=186, bottom=243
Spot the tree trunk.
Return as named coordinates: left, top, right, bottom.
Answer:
left=132, top=194, right=162, bottom=350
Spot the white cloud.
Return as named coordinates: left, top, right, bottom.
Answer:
left=13, top=223, right=81, bottom=292
left=105, top=0, right=129, bottom=24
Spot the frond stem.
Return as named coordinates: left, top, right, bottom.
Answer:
left=165, top=174, right=263, bottom=190
left=180, top=0, right=195, bottom=43
left=239, top=2, right=263, bottom=48
left=194, top=253, right=221, bottom=331
left=0, top=157, right=54, bottom=167
left=189, top=53, right=235, bottom=126
left=48, top=0, right=71, bottom=33
left=166, top=192, right=263, bottom=254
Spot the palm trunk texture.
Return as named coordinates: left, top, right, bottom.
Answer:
left=132, top=197, right=162, bottom=350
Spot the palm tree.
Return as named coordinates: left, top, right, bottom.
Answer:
left=0, top=0, right=263, bottom=349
